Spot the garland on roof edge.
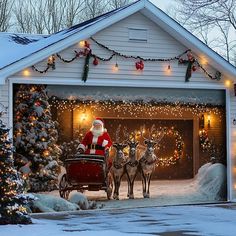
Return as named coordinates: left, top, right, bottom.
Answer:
left=31, top=38, right=222, bottom=83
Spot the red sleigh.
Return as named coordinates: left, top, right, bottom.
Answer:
left=59, top=154, right=113, bottom=200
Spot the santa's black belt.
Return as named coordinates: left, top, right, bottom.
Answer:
left=87, top=144, right=105, bottom=150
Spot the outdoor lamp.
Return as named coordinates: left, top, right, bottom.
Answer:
left=207, top=114, right=211, bottom=128
left=199, top=114, right=204, bottom=129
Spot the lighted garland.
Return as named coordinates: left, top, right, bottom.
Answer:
left=49, top=97, right=224, bottom=118
left=155, top=127, right=184, bottom=167
left=31, top=38, right=222, bottom=82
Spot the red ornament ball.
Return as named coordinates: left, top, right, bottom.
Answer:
left=135, top=62, right=140, bottom=70
left=93, top=57, right=99, bottom=66
left=139, top=60, right=144, bottom=70
left=34, top=101, right=41, bottom=106
left=192, top=65, right=197, bottom=71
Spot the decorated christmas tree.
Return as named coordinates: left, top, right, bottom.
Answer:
left=0, top=111, right=32, bottom=225
left=14, top=84, right=61, bottom=192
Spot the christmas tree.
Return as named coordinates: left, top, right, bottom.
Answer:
left=14, top=84, right=61, bottom=192
left=0, top=111, right=32, bottom=225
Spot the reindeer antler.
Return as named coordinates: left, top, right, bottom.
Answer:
left=122, top=126, right=130, bottom=144
left=115, top=124, right=122, bottom=143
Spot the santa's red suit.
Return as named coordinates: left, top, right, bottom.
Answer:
left=78, top=118, right=112, bottom=156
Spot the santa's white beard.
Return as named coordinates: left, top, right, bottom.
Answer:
left=91, top=127, right=104, bottom=137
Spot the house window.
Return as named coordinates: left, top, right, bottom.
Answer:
left=128, top=28, right=148, bottom=42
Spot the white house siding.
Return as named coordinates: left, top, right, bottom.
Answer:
left=229, top=86, right=236, bottom=200
left=0, top=82, right=9, bottom=126
left=10, top=12, right=234, bottom=199
left=13, top=12, right=224, bottom=86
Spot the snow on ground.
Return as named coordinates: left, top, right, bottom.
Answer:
left=0, top=163, right=231, bottom=236
left=53, top=163, right=227, bottom=209
left=1, top=204, right=236, bottom=236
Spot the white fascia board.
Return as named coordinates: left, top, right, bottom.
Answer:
left=9, top=77, right=226, bottom=90
left=0, top=1, right=145, bottom=84
left=143, top=1, right=236, bottom=79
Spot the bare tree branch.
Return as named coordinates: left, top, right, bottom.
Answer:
left=0, top=0, right=13, bottom=31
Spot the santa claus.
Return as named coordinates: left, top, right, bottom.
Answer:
left=77, top=118, right=112, bottom=156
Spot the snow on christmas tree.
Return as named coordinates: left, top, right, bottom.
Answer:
left=0, top=110, right=32, bottom=225
left=14, top=84, right=61, bottom=192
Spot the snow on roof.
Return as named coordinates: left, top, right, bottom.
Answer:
left=0, top=1, right=139, bottom=71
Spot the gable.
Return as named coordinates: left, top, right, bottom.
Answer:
left=13, top=12, right=222, bottom=86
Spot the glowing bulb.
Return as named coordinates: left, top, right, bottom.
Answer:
left=79, top=41, right=85, bottom=47
left=23, top=69, right=30, bottom=76
left=225, top=80, right=231, bottom=87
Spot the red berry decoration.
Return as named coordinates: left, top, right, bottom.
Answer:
left=187, top=52, right=194, bottom=61
left=93, top=57, right=99, bottom=66
left=139, top=60, right=144, bottom=70
left=192, top=65, right=197, bottom=71
left=135, top=61, right=140, bottom=70
left=84, top=41, right=90, bottom=48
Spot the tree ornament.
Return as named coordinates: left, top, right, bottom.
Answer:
left=135, top=61, right=140, bottom=70
left=93, top=57, right=99, bottom=66
left=34, top=101, right=41, bottom=106
left=139, top=60, right=144, bottom=70
left=192, top=65, right=197, bottom=71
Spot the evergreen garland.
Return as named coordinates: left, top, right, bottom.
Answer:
left=82, top=52, right=91, bottom=82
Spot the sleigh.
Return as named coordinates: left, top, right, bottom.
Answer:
left=59, top=154, right=113, bottom=200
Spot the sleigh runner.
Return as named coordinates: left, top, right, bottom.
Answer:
left=59, top=154, right=113, bottom=200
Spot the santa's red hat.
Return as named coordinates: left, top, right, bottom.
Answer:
left=93, top=117, right=104, bottom=126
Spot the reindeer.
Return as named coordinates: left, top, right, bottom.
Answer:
left=139, top=125, right=164, bottom=198
left=125, top=133, right=139, bottom=199
left=111, top=142, right=128, bottom=200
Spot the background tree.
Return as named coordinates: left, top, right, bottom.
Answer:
left=14, top=85, right=61, bottom=192
left=173, top=0, right=236, bottom=64
left=0, top=106, right=31, bottom=225
left=0, top=0, right=13, bottom=31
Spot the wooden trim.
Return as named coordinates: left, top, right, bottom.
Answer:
left=226, top=88, right=232, bottom=201
left=8, top=77, right=227, bottom=90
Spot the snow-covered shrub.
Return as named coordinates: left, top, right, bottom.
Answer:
left=197, top=162, right=227, bottom=200
left=31, top=194, right=79, bottom=212
left=69, top=192, right=89, bottom=210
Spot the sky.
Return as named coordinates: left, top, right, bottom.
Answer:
left=150, top=0, right=174, bottom=11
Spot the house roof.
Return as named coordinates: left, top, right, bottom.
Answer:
left=0, top=0, right=235, bottom=84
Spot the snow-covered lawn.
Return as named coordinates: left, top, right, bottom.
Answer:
left=55, top=162, right=227, bottom=209
left=0, top=162, right=231, bottom=236
left=2, top=204, right=236, bottom=236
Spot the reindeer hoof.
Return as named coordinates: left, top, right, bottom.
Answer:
left=113, top=194, right=119, bottom=200
left=129, top=194, right=134, bottom=199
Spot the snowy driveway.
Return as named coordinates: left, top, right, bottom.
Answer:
left=2, top=204, right=236, bottom=236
